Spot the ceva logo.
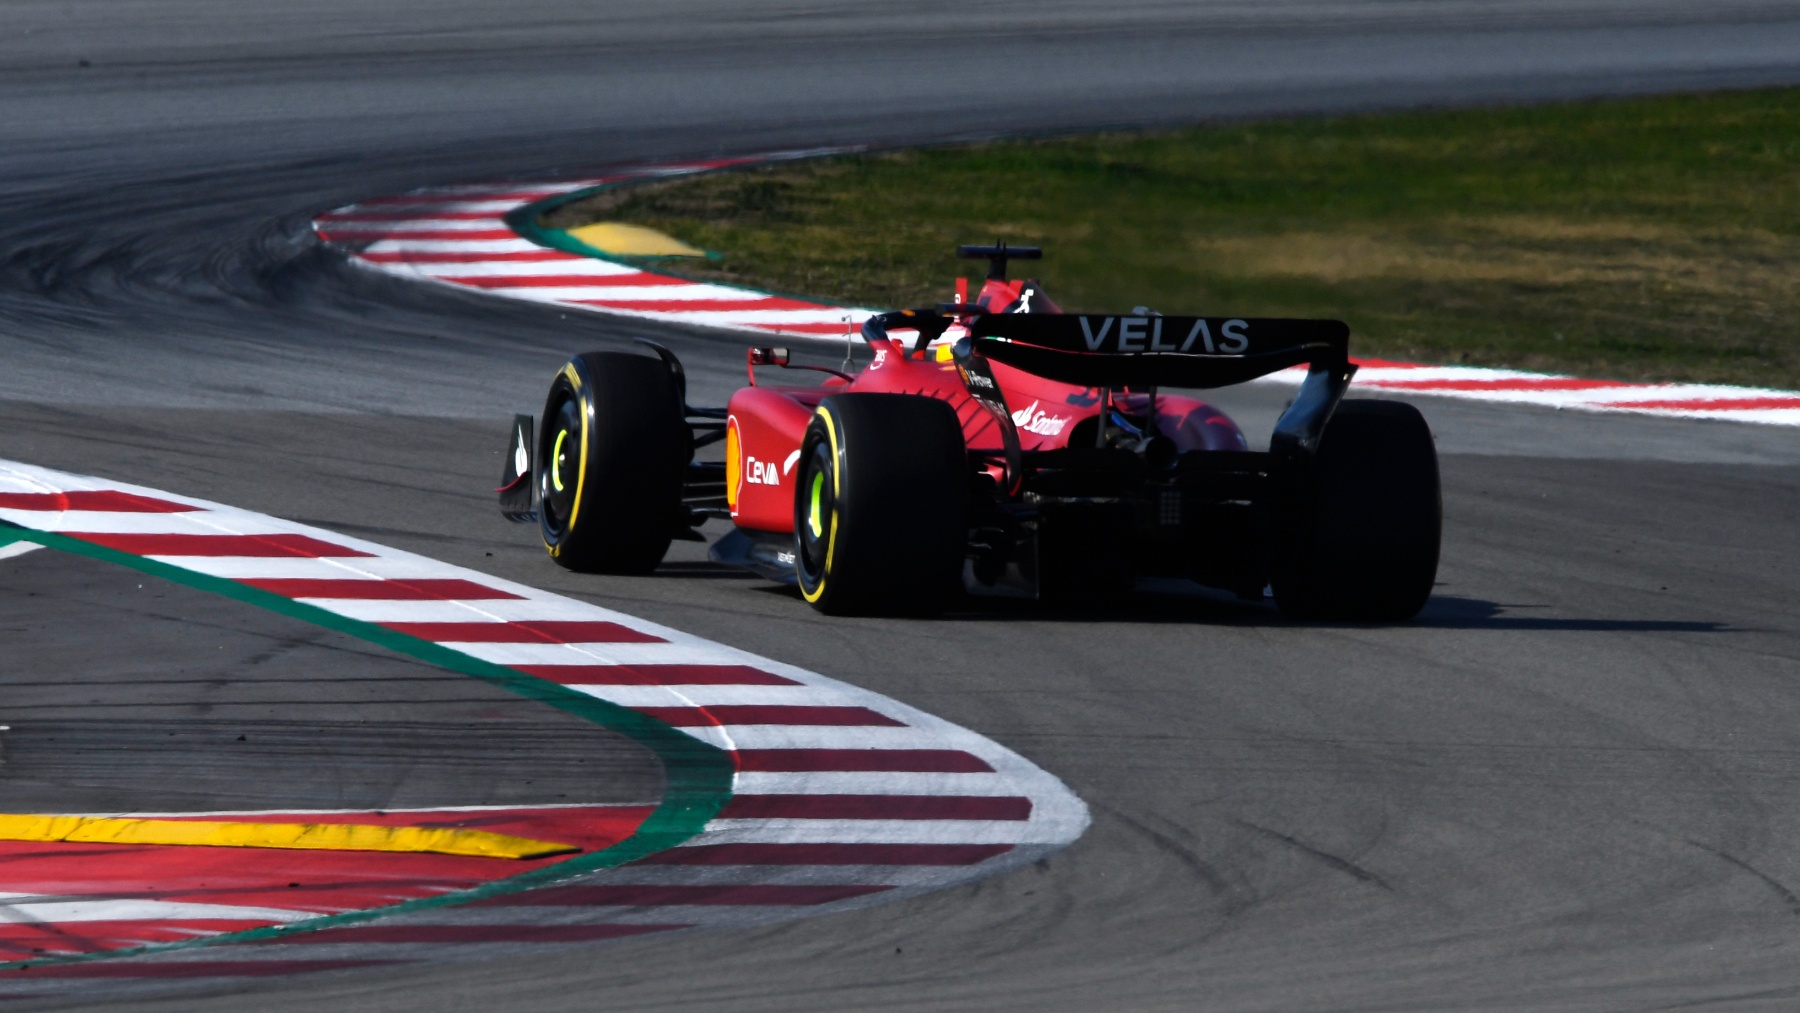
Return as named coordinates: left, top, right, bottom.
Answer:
left=1010, top=400, right=1069, bottom=436
left=744, top=450, right=802, bottom=487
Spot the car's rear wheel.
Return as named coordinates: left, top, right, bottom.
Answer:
left=794, top=394, right=968, bottom=615
left=538, top=351, right=687, bottom=574
left=1270, top=399, right=1441, bottom=621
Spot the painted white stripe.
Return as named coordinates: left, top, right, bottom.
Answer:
left=0, top=541, right=42, bottom=561
left=495, top=284, right=771, bottom=304
left=1624, top=407, right=1800, bottom=423
left=546, top=684, right=877, bottom=710
left=447, top=642, right=745, bottom=667
left=642, top=724, right=971, bottom=752
left=357, top=184, right=588, bottom=199
left=358, top=238, right=547, bottom=255
left=0, top=510, right=295, bottom=536
left=1278, top=365, right=1800, bottom=400
left=0, top=895, right=314, bottom=925
left=319, top=218, right=507, bottom=231
left=156, top=555, right=472, bottom=581
left=1541, top=383, right=1800, bottom=404
left=332, top=199, right=531, bottom=215
left=631, top=309, right=867, bottom=325
left=409, top=259, right=641, bottom=278
left=298, top=597, right=616, bottom=624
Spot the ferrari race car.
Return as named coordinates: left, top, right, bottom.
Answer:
left=498, top=244, right=1441, bottom=620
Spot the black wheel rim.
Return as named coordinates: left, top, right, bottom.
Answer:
left=539, top=389, right=584, bottom=537
left=795, top=439, right=835, bottom=589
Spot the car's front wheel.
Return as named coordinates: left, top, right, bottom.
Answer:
left=538, top=351, right=687, bottom=574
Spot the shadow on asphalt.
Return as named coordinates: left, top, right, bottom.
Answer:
left=1409, top=594, right=1732, bottom=633
left=652, top=560, right=758, bottom=579
left=699, top=569, right=1736, bottom=634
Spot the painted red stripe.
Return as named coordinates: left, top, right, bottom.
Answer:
left=454, top=274, right=690, bottom=289
left=70, top=533, right=371, bottom=557
left=719, top=794, right=1032, bottom=821
left=357, top=250, right=574, bottom=264
left=1603, top=396, right=1800, bottom=411
left=268, top=923, right=685, bottom=944
left=1348, top=357, right=1430, bottom=369
left=478, top=884, right=888, bottom=907
left=318, top=228, right=518, bottom=242
left=0, top=920, right=269, bottom=956
left=318, top=210, right=504, bottom=222
left=1367, top=377, right=1632, bottom=392
left=637, top=705, right=902, bottom=727
left=354, top=190, right=567, bottom=205
left=0, top=491, right=197, bottom=512
left=380, top=620, right=663, bottom=644
left=573, top=297, right=822, bottom=313
left=746, top=321, right=864, bottom=334
left=637, top=843, right=1013, bottom=866
left=5, top=959, right=396, bottom=979
left=516, top=664, right=799, bottom=686
left=733, top=749, right=993, bottom=772
left=237, top=578, right=523, bottom=600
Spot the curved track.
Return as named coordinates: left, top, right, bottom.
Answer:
left=3, top=1, right=1800, bottom=1008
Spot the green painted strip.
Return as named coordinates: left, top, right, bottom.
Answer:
left=0, top=523, right=735, bottom=972
left=507, top=187, right=631, bottom=262
left=509, top=185, right=722, bottom=264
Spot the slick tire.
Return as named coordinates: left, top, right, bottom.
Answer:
left=794, top=394, right=968, bottom=616
left=538, top=351, right=688, bottom=574
left=1270, top=399, right=1441, bottom=622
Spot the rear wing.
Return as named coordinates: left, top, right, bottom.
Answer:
left=861, top=309, right=1358, bottom=459
left=967, top=314, right=1348, bottom=388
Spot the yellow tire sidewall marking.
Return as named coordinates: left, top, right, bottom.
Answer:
left=800, top=406, right=841, bottom=604
left=551, top=429, right=568, bottom=492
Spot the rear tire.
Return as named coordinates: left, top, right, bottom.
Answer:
left=1270, top=399, right=1440, bottom=621
left=794, top=394, right=968, bottom=616
left=538, top=351, right=687, bottom=574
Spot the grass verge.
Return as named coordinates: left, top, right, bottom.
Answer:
left=544, top=88, right=1800, bottom=389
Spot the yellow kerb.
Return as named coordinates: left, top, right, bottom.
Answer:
left=567, top=222, right=707, bottom=258
left=0, top=813, right=579, bottom=860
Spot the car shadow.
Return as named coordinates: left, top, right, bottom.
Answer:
left=678, top=554, right=1733, bottom=633
left=1406, top=595, right=1732, bottom=633
left=652, top=560, right=758, bottom=580
left=744, top=579, right=1734, bottom=633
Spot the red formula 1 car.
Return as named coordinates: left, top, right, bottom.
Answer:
left=499, top=245, right=1441, bottom=619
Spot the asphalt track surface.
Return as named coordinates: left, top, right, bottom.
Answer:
left=3, top=1, right=1800, bottom=1008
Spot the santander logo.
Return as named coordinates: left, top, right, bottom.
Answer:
left=1010, top=400, right=1069, bottom=436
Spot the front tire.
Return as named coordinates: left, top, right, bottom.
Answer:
left=538, top=351, right=687, bottom=574
left=794, top=394, right=968, bottom=616
left=1270, top=399, right=1441, bottom=621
